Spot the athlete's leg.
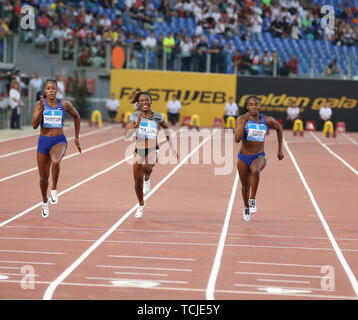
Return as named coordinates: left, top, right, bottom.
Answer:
left=249, top=155, right=267, bottom=199
left=133, top=154, right=145, bottom=206
left=37, top=152, right=51, bottom=203
left=49, top=142, right=67, bottom=190
left=237, top=159, right=251, bottom=208
left=144, top=150, right=157, bottom=180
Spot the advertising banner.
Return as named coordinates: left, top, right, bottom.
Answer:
left=110, top=69, right=237, bottom=127
left=236, top=76, right=358, bottom=132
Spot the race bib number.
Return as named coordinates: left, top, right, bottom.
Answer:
left=43, top=110, right=63, bottom=128
left=247, top=124, right=266, bottom=142
left=138, top=121, right=158, bottom=139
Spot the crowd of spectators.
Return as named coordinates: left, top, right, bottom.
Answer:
left=2, top=0, right=358, bottom=75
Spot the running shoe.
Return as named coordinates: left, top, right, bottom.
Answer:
left=143, top=178, right=151, bottom=195
left=135, top=202, right=146, bottom=219
left=249, top=198, right=257, bottom=214
left=41, top=199, right=50, bottom=218
left=243, top=207, right=251, bottom=222
left=50, top=189, right=58, bottom=205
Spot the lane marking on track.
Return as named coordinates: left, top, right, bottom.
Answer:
left=3, top=236, right=357, bottom=251
left=6, top=226, right=358, bottom=242
left=284, top=137, right=358, bottom=297
left=0, top=132, right=39, bottom=143
left=0, top=126, right=113, bottom=159
left=0, top=122, right=90, bottom=143
left=113, top=271, right=168, bottom=277
left=310, top=132, right=358, bottom=176
left=342, top=133, right=358, bottom=147
left=0, top=133, right=125, bottom=183
left=2, top=279, right=356, bottom=299
left=0, top=260, right=55, bottom=265
left=43, top=135, right=211, bottom=300
left=257, top=279, right=311, bottom=284
left=0, top=151, right=132, bottom=227
left=96, top=265, right=193, bottom=272
left=0, top=126, right=179, bottom=182
left=206, top=171, right=239, bottom=300
left=108, top=255, right=196, bottom=261
left=233, top=283, right=333, bottom=293
left=238, top=261, right=325, bottom=268
left=0, top=129, right=182, bottom=225
left=234, top=271, right=322, bottom=279
left=86, top=276, right=188, bottom=284
left=0, top=249, right=64, bottom=255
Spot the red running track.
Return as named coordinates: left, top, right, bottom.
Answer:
left=0, top=124, right=358, bottom=300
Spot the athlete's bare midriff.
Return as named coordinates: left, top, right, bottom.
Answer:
left=40, top=127, right=64, bottom=137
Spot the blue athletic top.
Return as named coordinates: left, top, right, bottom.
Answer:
left=242, top=114, right=268, bottom=142
left=41, top=98, right=66, bottom=129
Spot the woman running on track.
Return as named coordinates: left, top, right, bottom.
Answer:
left=32, top=79, right=81, bottom=218
left=234, top=95, right=284, bottom=221
left=125, top=91, right=178, bottom=219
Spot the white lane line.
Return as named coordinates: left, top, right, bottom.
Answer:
left=0, top=122, right=90, bottom=143
left=8, top=226, right=358, bottom=242
left=257, top=279, right=311, bottom=284
left=233, top=283, right=334, bottom=293
left=0, top=266, right=22, bottom=270
left=238, top=261, right=324, bottom=268
left=0, top=237, right=95, bottom=242
left=342, top=133, right=358, bottom=147
left=2, top=279, right=354, bottom=299
left=0, top=151, right=132, bottom=227
left=43, top=135, right=211, bottom=300
left=0, top=249, right=64, bottom=255
left=114, top=271, right=168, bottom=277
left=108, top=255, right=196, bottom=261
left=0, top=272, right=39, bottom=277
left=0, top=134, right=125, bottom=183
left=310, top=132, right=358, bottom=176
left=206, top=171, right=239, bottom=300
left=228, top=244, right=358, bottom=251
left=86, top=276, right=188, bottom=284
left=0, top=260, right=54, bottom=265
left=2, top=236, right=357, bottom=251
left=96, top=265, right=192, bottom=272
left=284, top=137, right=358, bottom=297
left=235, top=271, right=322, bottom=279
left=0, top=126, right=112, bottom=159
left=285, top=140, right=316, bottom=144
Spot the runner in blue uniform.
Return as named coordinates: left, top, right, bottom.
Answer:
left=234, top=95, right=284, bottom=221
left=32, top=79, right=81, bottom=218
left=125, top=91, right=178, bottom=219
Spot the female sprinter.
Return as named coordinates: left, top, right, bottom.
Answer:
left=32, top=79, right=81, bottom=218
left=125, top=91, right=178, bottom=219
left=234, top=95, right=284, bottom=222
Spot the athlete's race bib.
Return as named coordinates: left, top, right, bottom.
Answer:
left=247, top=124, right=266, bottom=142
left=43, top=110, right=63, bottom=128
left=138, top=120, right=158, bottom=139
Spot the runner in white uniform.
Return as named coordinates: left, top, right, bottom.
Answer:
left=125, top=91, right=178, bottom=218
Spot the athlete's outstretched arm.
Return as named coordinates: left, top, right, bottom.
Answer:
left=234, top=113, right=250, bottom=143
left=63, top=100, right=81, bottom=153
left=265, top=116, right=284, bottom=160
left=32, top=97, right=45, bottom=129
left=159, top=120, right=179, bottom=159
